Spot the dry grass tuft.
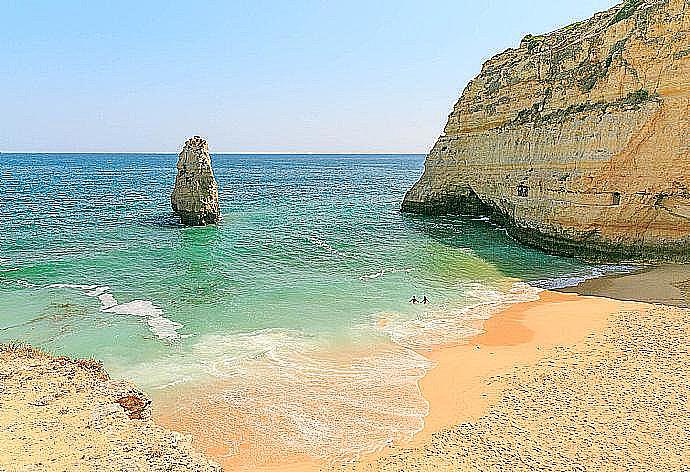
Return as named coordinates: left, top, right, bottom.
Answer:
left=0, top=340, right=47, bottom=358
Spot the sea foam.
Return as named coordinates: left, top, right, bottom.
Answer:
left=47, top=283, right=182, bottom=340
left=307, top=235, right=348, bottom=257
left=377, top=282, right=543, bottom=350
left=359, top=267, right=414, bottom=280
left=531, top=264, right=639, bottom=290
left=144, top=329, right=433, bottom=465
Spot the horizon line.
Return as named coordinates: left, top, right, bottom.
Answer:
left=1, top=150, right=427, bottom=155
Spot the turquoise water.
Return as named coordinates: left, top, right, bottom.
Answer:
left=0, top=153, right=633, bottom=461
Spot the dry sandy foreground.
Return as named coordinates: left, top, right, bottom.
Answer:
left=343, top=301, right=690, bottom=472
left=0, top=343, right=220, bottom=472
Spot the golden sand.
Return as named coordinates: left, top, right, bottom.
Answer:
left=3, top=267, right=688, bottom=471
left=155, top=290, right=661, bottom=471
left=412, top=292, right=630, bottom=441
left=231, top=284, right=688, bottom=470
left=348, top=302, right=689, bottom=471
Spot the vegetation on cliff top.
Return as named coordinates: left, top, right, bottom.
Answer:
left=522, top=34, right=546, bottom=52
left=609, top=0, right=643, bottom=26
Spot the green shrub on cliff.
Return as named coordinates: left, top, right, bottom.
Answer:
left=609, top=0, right=643, bottom=26
left=563, top=20, right=584, bottom=31
left=625, top=88, right=653, bottom=104
left=522, top=34, right=546, bottom=52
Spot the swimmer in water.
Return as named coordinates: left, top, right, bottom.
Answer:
left=422, top=296, right=429, bottom=304
left=409, top=296, right=419, bottom=304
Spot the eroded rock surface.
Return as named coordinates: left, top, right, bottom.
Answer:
left=0, top=343, right=221, bottom=471
left=403, top=0, right=690, bottom=260
left=171, top=136, right=220, bottom=226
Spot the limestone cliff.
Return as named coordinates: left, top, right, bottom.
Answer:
left=171, top=136, right=220, bottom=226
left=403, top=0, right=690, bottom=260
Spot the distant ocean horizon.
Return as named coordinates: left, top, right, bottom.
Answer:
left=0, top=151, right=427, bottom=156
left=0, top=152, right=636, bottom=462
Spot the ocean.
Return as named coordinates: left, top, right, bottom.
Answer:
left=0, top=153, right=634, bottom=464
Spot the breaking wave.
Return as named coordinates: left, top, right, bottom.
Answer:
left=376, top=282, right=543, bottom=350
left=530, top=264, right=639, bottom=289
left=306, top=235, right=348, bottom=257
left=47, top=283, right=182, bottom=340
left=359, top=267, right=414, bottom=280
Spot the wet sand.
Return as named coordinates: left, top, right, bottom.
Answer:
left=343, top=267, right=690, bottom=471
left=4, top=266, right=687, bottom=471
left=260, top=266, right=690, bottom=471
left=152, top=342, right=432, bottom=471
left=170, top=285, right=679, bottom=471
left=558, top=263, right=690, bottom=307
left=347, top=302, right=689, bottom=471
left=412, top=291, right=632, bottom=443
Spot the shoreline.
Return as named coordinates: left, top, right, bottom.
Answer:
left=1, top=265, right=687, bottom=470
left=243, top=264, right=690, bottom=470
left=413, top=290, right=635, bottom=443
left=342, top=265, right=690, bottom=470
left=329, top=291, right=641, bottom=471
left=347, top=300, right=689, bottom=470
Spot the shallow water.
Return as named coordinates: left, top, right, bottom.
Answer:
left=0, top=153, right=635, bottom=463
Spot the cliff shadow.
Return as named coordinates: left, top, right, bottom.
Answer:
left=400, top=212, right=583, bottom=281
left=558, top=264, right=690, bottom=308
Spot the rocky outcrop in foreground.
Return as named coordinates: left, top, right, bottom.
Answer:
left=0, top=343, right=220, bottom=471
left=403, top=0, right=690, bottom=260
left=171, top=136, right=220, bottom=226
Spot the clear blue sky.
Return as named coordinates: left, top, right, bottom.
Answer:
left=2, top=0, right=617, bottom=153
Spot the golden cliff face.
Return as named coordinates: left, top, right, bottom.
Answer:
left=403, top=0, right=690, bottom=260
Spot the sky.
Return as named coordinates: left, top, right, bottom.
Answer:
left=2, top=0, right=617, bottom=153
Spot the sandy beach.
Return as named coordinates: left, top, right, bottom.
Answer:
left=250, top=266, right=689, bottom=471
left=342, top=266, right=690, bottom=471
left=347, top=301, right=689, bottom=471
left=1, top=266, right=688, bottom=471
left=164, top=265, right=689, bottom=470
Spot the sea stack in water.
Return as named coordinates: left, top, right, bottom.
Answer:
left=402, top=0, right=689, bottom=261
left=171, top=136, right=220, bottom=226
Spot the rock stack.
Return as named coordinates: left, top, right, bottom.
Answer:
left=171, top=136, right=220, bottom=226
